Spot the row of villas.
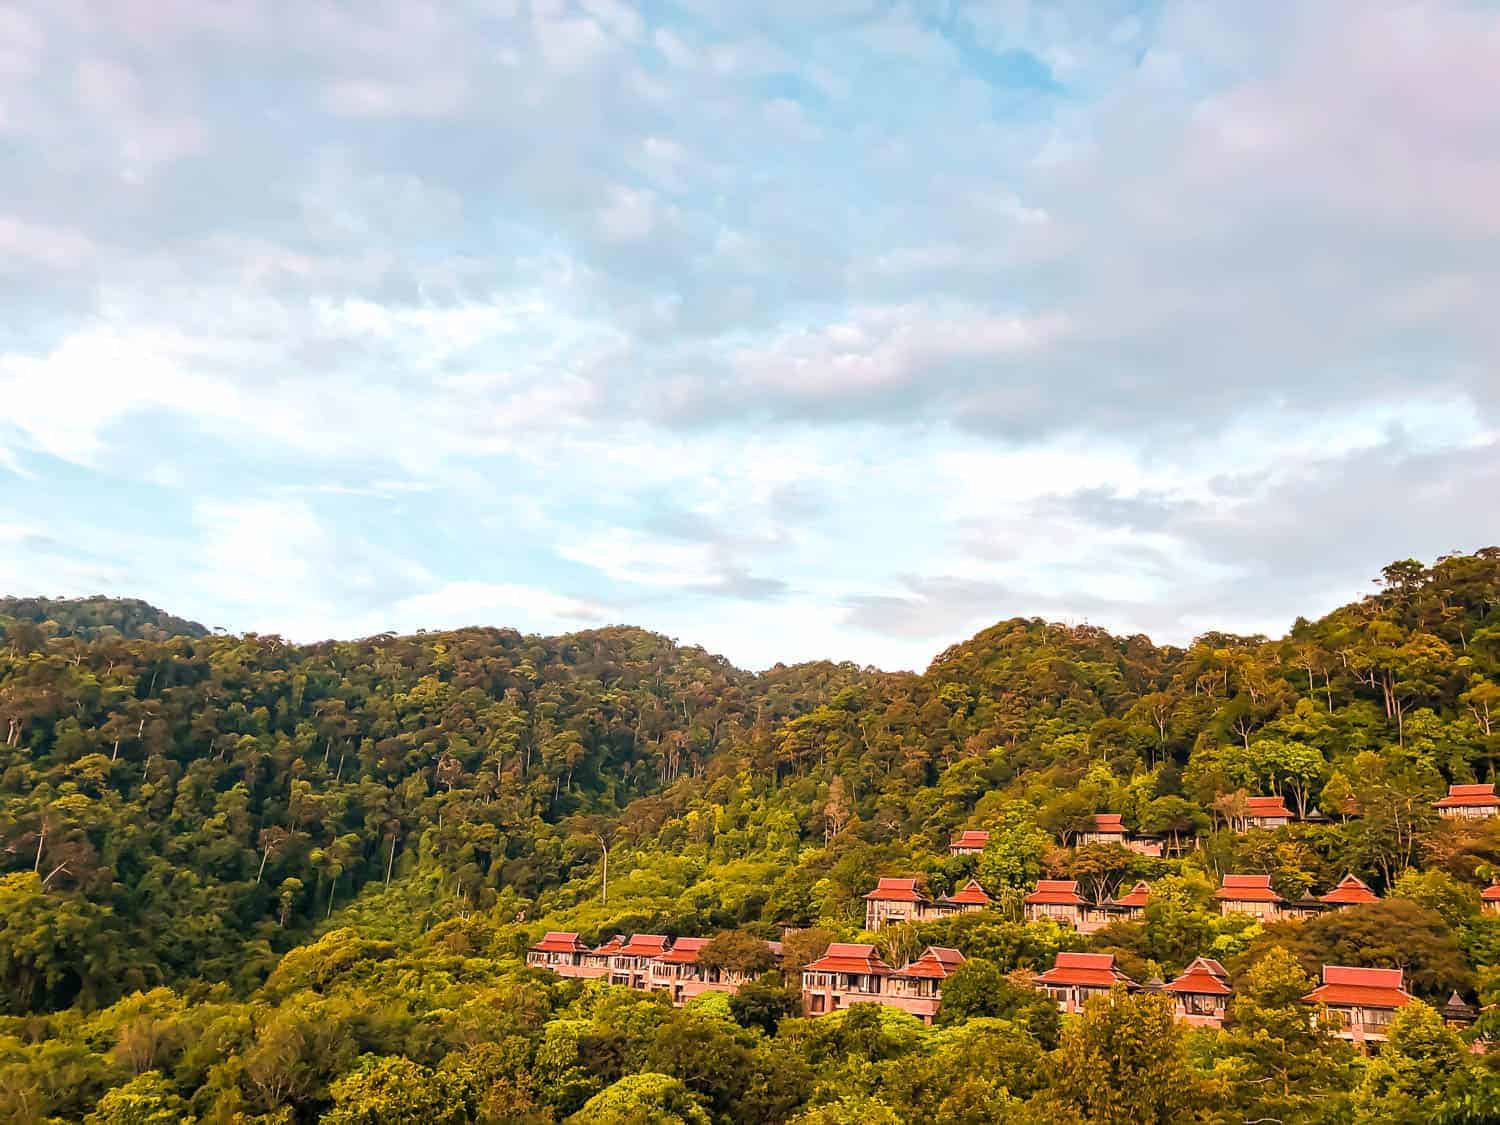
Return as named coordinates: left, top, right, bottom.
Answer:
left=527, top=930, right=1438, bottom=1047
left=1035, top=951, right=1443, bottom=1048
left=947, top=784, right=1500, bottom=862
left=526, top=931, right=781, bottom=1005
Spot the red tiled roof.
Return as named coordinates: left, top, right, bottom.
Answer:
left=1320, top=874, right=1379, bottom=906
left=804, top=942, right=893, bottom=975
left=951, top=830, right=990, bottom=849
left=1090, top=813, right=1125, bottom=833
left=591, top=935, right=624, bottom=956
left=1025, top=879, right=1086, bottom=906
left=1303, top=965, right=1412, bottom=1009
left=1164, top=956, right=1232, bottom=997
left=657, top=937, right=710, bottom=964
left=1435, top=783, right=1500, bottom=808
left=531, top=931, right=588, bottom=953
left=1112, top=881, right=1151, bottom=908
left=1246, top=796, right=1293, bottom=818
left=1215, top=874, right=1282, bottom=903
left=1483, top=883, right=1500, bottom=902
left=941, top=879, right=993, bottom=906
left=618, top=934, right=671, bottom=956
left=897, top=946, right=967, bottom=980
left=1035, top=952, right=1136, bottom=989
left=864, top=877, right=929, bottom=903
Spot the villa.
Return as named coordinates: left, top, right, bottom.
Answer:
left=1435, top=783, right=1500, bottom=820
left=1163, top=957, right=1233, bottom=1029
left=1035, top=952, right=1137, bottom=1014
left=1484, top=883, right=1500, bottom=916
left=1024, top=879, right=1090, bottom=929
left=949, top=830, right=990, bottom=856
left=1078, top=813, right=1165, bottom=857
left=1319, top=874, right=1380, bottom=911
left=864, top=877, right=932, bottom=930
left=1303, top=965, right=1413, bottom=1048
left=1244, top=795, right=1295, bottom=830
left=525, top=931, right=595, bottom=977
left=1215, top=874, right=1284, bottom=919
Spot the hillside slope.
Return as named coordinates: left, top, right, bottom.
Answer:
left=4, top=550, right=1500, bottom=1121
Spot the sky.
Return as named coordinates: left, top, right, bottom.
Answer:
left=2, top=0, right=1498, bottom=671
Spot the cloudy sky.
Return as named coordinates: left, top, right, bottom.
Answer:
left=2, top=1, right=1498, bottom=670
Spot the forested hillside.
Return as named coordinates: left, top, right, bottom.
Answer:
left=5, top=551, right=1500, bottom=1122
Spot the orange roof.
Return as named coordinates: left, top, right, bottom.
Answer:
left=864, top=877, right=929, bottom=903
left=591, top=935, right=624, bottom=956
left=1035, top=952, right=1136, bottom=989
left=1246, top=796, right=1292, bottom=818
left=951, top=830, right=990, bottom=849
left=804, top=942, right=893, bottom=975
left=897, top=946, right=966, bottom=980
left=1090, top=813, right=1125, bottom=833
left=1303, top=965, right=1412, bottom=1009
left=531, top=931, right=589, bottom=954
left=1025, top=879, right=1086, bottom=906
left=941, top=879, right=993, bottom=906
left=1320, top=874, right=1379, bottom=906
left=1216, top=874, right=1282, bottom=903
left=657, top=937, right=710, bottom=964
left=1483, top=883, right=1500, bottom=902
left=1435, top=783, right=1500, bottom=808
left=1164, top=956, right=1232, bottom=997
left=618, top=934, right=671, bottom=956
left=1112, top=881, right=1151, bottom=908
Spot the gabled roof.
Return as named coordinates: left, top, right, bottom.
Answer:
left=617, top=934, right=671, bottom=956
left=804, top=942, right=893, bottom=975
left=1245, top=795, right=1293, bottom=818
left=1164, top=956, right=1232, bottom=997
left=657, top=937, right=710, bottom=964
left=940, top=879, right=993, bottom=906
left=1025, top=879, right=1087, bottom=906
left=1435, top=783, right=1500, bottom=808
left=1089, top=813, right=1126, bottom=834
left=1303, top=965, right=1412, bottom=1009
left=897, top=946, right=967, bottom=980
left=531, top=931, right=589, bottom=954
left=950, top=830, right=990, bottom=849
left=1215, top=874, right=1282, bottom=903
left=1112, top=881, right=1151, bottom=909
left=1035, top=952, right=1136, bottom=989
left=1320, top=874, right=1380, bottom=906
left=1483, top=882, right=1500, bottom=902
left=865, top=877, right=929, bottom=903
left=591, top=935, right=625, bottom=956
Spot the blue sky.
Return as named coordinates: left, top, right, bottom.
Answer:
left=2, top=0, right=1498, bottom=670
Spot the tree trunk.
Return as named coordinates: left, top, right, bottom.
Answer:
left=256, top=849, right=270, bottom=885
left=386, top=835, right=397, bottom=886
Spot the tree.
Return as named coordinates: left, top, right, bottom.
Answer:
left=698, top=931, right=776, bottom=977
left=324, top=1056, right=476, bottom=1125
left=565, top=1073, right=711, bottom=1125
left=1046, top=988, right=1213, bottom=1124
left=1354, top=1002, right=1472, bottom=1122
left=934, top=959, right=1061, bottom=1046
left=1211, top=945, right=1356, bottom=1123
left=728, top=981, right=802, bottom=1036
left=822, top=776, right=851, bottom=842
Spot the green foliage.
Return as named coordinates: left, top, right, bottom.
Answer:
left=6, top=552, right=1500, bottom=1119
left=566, top=1072, right=711, bottom=1124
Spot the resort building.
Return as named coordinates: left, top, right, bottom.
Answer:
left=801, top=943, right=967, bottom=1024
left=935, top=879, right=993, bottom=915
left=609, top=934, right=671, bottom=989
left=883, top=947, right=967, bottom=1024
left=1078, top=813, right=1164, bottom=857
left=1216, top=874, right=1284, bottom=919
left=1035, top=952, right=1137, bottom=1014
left=1107, top=880, right=1151, bottom=923
left=1303, top=965, right=1413, bottom=1048
left=580, top=935, right=623, bottom=978
left=646, top=936, right=709, bottom=1001
left=949, top=830, right=990, bottom=856
left=1244, top=795, right=1295, bottom=830
left=1484, top=882, right=1500, bottom=916
left=864, top=877, right=931, bottom=930
left=526, top=931, right=595, bottom=977
left=1024, top=880, right=1090, bottom=929
left=1319, top=874, right=1380, bottom=911
left=1435, top=783, right=1500, bottom=820
left=1163, top=957, right=1233, bottom=1029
